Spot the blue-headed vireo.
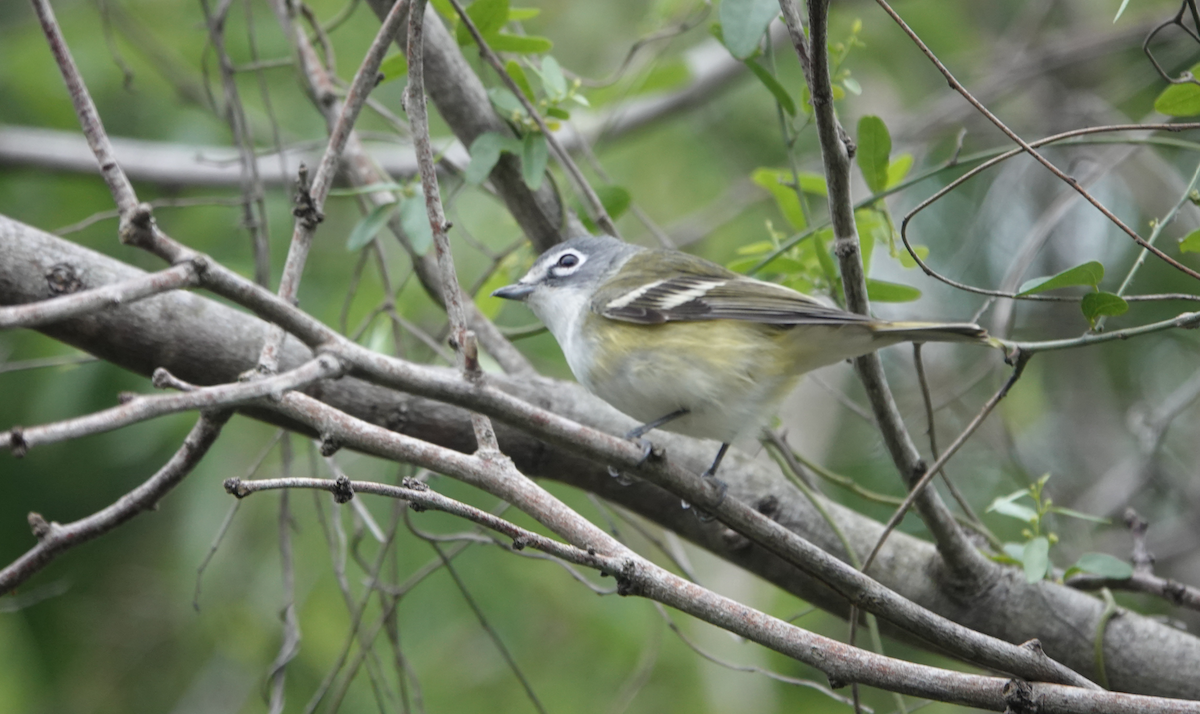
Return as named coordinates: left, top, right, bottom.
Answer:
left=493, top=234, right=989, bottom=483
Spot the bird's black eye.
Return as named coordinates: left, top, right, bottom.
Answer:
left=557, top=253, right=580, bottom=269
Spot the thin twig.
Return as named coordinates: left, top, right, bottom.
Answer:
left=0, top=356, right=343, bottom=454
left=446, top=0, right=619, bottom=236
left=875, top=0, right=1200, bottom=282
left=861, top=352, right=1032, bottom=574
left=215, top=476, right=1190, bottom=712
left=406, top=0, right=499, bottom=452
left=258, top=0, right=412, bottom=374
left=1, top=412, right=230, bottom=593
left=0, top=261, right=200, bottom=329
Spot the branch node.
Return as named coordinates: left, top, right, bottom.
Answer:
left=118, top=203, right=157, bottom=248
left=314, top=352, right=346, bottom=379
left=332, top=474, right=354, bottom=503
left=1124, top=507, right=1155, bottom=573
left=1164, top=579, right=1187, bottom=606
left=45, top=263, right=83, bottom=296
left=117, top=391, right=138, bottom=405
left=27, top=512, right=51, bottom=540
left=151, top=367, right=196, bottom=392
left=1002, top=678, right=1038, bottom=714
left=188, top=254, right=210, bottom=275
left=1019, top=638, right=1044, bottom=656
left=9, top=427, right=28, bottom=458
left=292, top=163, right=325, bottom=228
left=839, top=124, right=856, bottom=158
left=510, top=535, right=527, bottom=551
left=319, top=434, right=342, bottom=457
left=401, top=476, right=428, bottom=492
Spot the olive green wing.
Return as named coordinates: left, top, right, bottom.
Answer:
left=595, top=256, right=869, bottom=326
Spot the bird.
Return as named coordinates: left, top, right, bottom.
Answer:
left=493, top=233, right=989, bottom=489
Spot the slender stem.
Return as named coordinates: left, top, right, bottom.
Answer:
left=861, top=352, right=1032, bottom=574
left=407, top=0, right=499, bottom=452
left=0, top=262, right=200, bottom=329
left=446, top=0, right=618, bottom=237
left=875, top=0, right=1200, bottom=282
left=1097, top=157, right=1200, bottom=330
left=259, top=0, right=412, bottom=373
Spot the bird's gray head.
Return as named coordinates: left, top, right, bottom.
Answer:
left=492, top=234, right=642, bottom=337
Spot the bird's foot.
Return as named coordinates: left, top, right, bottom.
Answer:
left=608, top=434, right=663, bottom=484
left=685, top=470, right=728, bottom=522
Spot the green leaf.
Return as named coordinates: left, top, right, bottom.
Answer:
left=989, top=500, right=1038, bottom=523
left=1179, top=228, right=1200, bottom=253
left=841, top=76, right=861, bottom=95
left=1016, top=261, right=1105, bottom=296
left=399, top=192, right=434, bottom=255
left=475, top=267, right=513, bottom=319
left=455, top=0, right=509, bottom=45
left=378, top=53, right=407, bottom=83
left=1081, top=291, right=1129, bottom=326
left=505, top=59, right=535, bottom=100
left=521, top=132, right=549, bottom=190
left=898, top=244, right=930, bottom=269
left=987, top=490, right=1038, bottom=523
left=1023, top=536, right=1051, bottom=583
left=1048, top=506, right=1110, bottom=524
left=751, top=168, right=806, bottom=231
left=855, top=208, right=885, bottom=271
left=546, top=106, right=570, bottom=119
left=866, top=279, right=920, bottom=303
left=1071, top=553, right=1134, bottom=580
left=813, top=228, right=838, bottom=286
left=346, top=201, right=397, bottom=251
left=595, top=184, right=632, bottom=220
left=488, top=87, right=528, bottom=119
left=1001, top=542, right=1027, bottom=564
left=465, top=132, right=521, bottom=185
left=744, top=59, right=795, bottom=116
left=539, top=55, right=568, bottom=100
left=508, top=6, right=540, bottom=20
left=797, top=172, right=827, bottom=196
left=635, top=59, right=690, bottom=94
left=856, top=115, right=892, bottom=194
left=1154, top=66, right=1200, bottom=117
left=488, top=33, right=554, bottom=54
left=885, top=152, right=914, bottom=189
left=718, top=0, right=779, bottom=59
left=430, top=0, right=456, bottom=20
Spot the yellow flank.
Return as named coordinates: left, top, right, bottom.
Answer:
left=578, top=316, right=850, bottom=443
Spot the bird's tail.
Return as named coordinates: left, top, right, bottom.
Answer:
left=869, top=320, right=989, bottom=344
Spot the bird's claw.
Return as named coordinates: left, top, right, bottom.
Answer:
left=608, top=435, right=660, bottom=485
left=686, top=472, right=728, bottom=522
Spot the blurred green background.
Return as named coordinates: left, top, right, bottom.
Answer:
left=3, top=0, right=1200, bottom=712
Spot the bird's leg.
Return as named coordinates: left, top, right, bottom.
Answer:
left=608, top=408, right=689, bottom=483
left=624, top=407, right=689, bottom=463
left=702, top=442, right=730, bottom=482
left=688, top=443, right=730, bottom=522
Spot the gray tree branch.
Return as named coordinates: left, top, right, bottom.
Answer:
left=4, top=215, right=1199, bottom=698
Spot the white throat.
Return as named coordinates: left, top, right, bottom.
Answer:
left=524, top=284, right=594, bottom=379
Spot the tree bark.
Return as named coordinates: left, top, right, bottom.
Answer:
left=3, top=214, right=1199, bottom=698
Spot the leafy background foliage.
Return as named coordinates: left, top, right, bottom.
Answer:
left=3, top=0, right=1200, bottom=712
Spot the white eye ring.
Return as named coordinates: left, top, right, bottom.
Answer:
left=548, top=249, right=586, bottom=277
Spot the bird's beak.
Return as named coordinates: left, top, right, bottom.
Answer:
left=492, top=283, right=534, bottom=301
